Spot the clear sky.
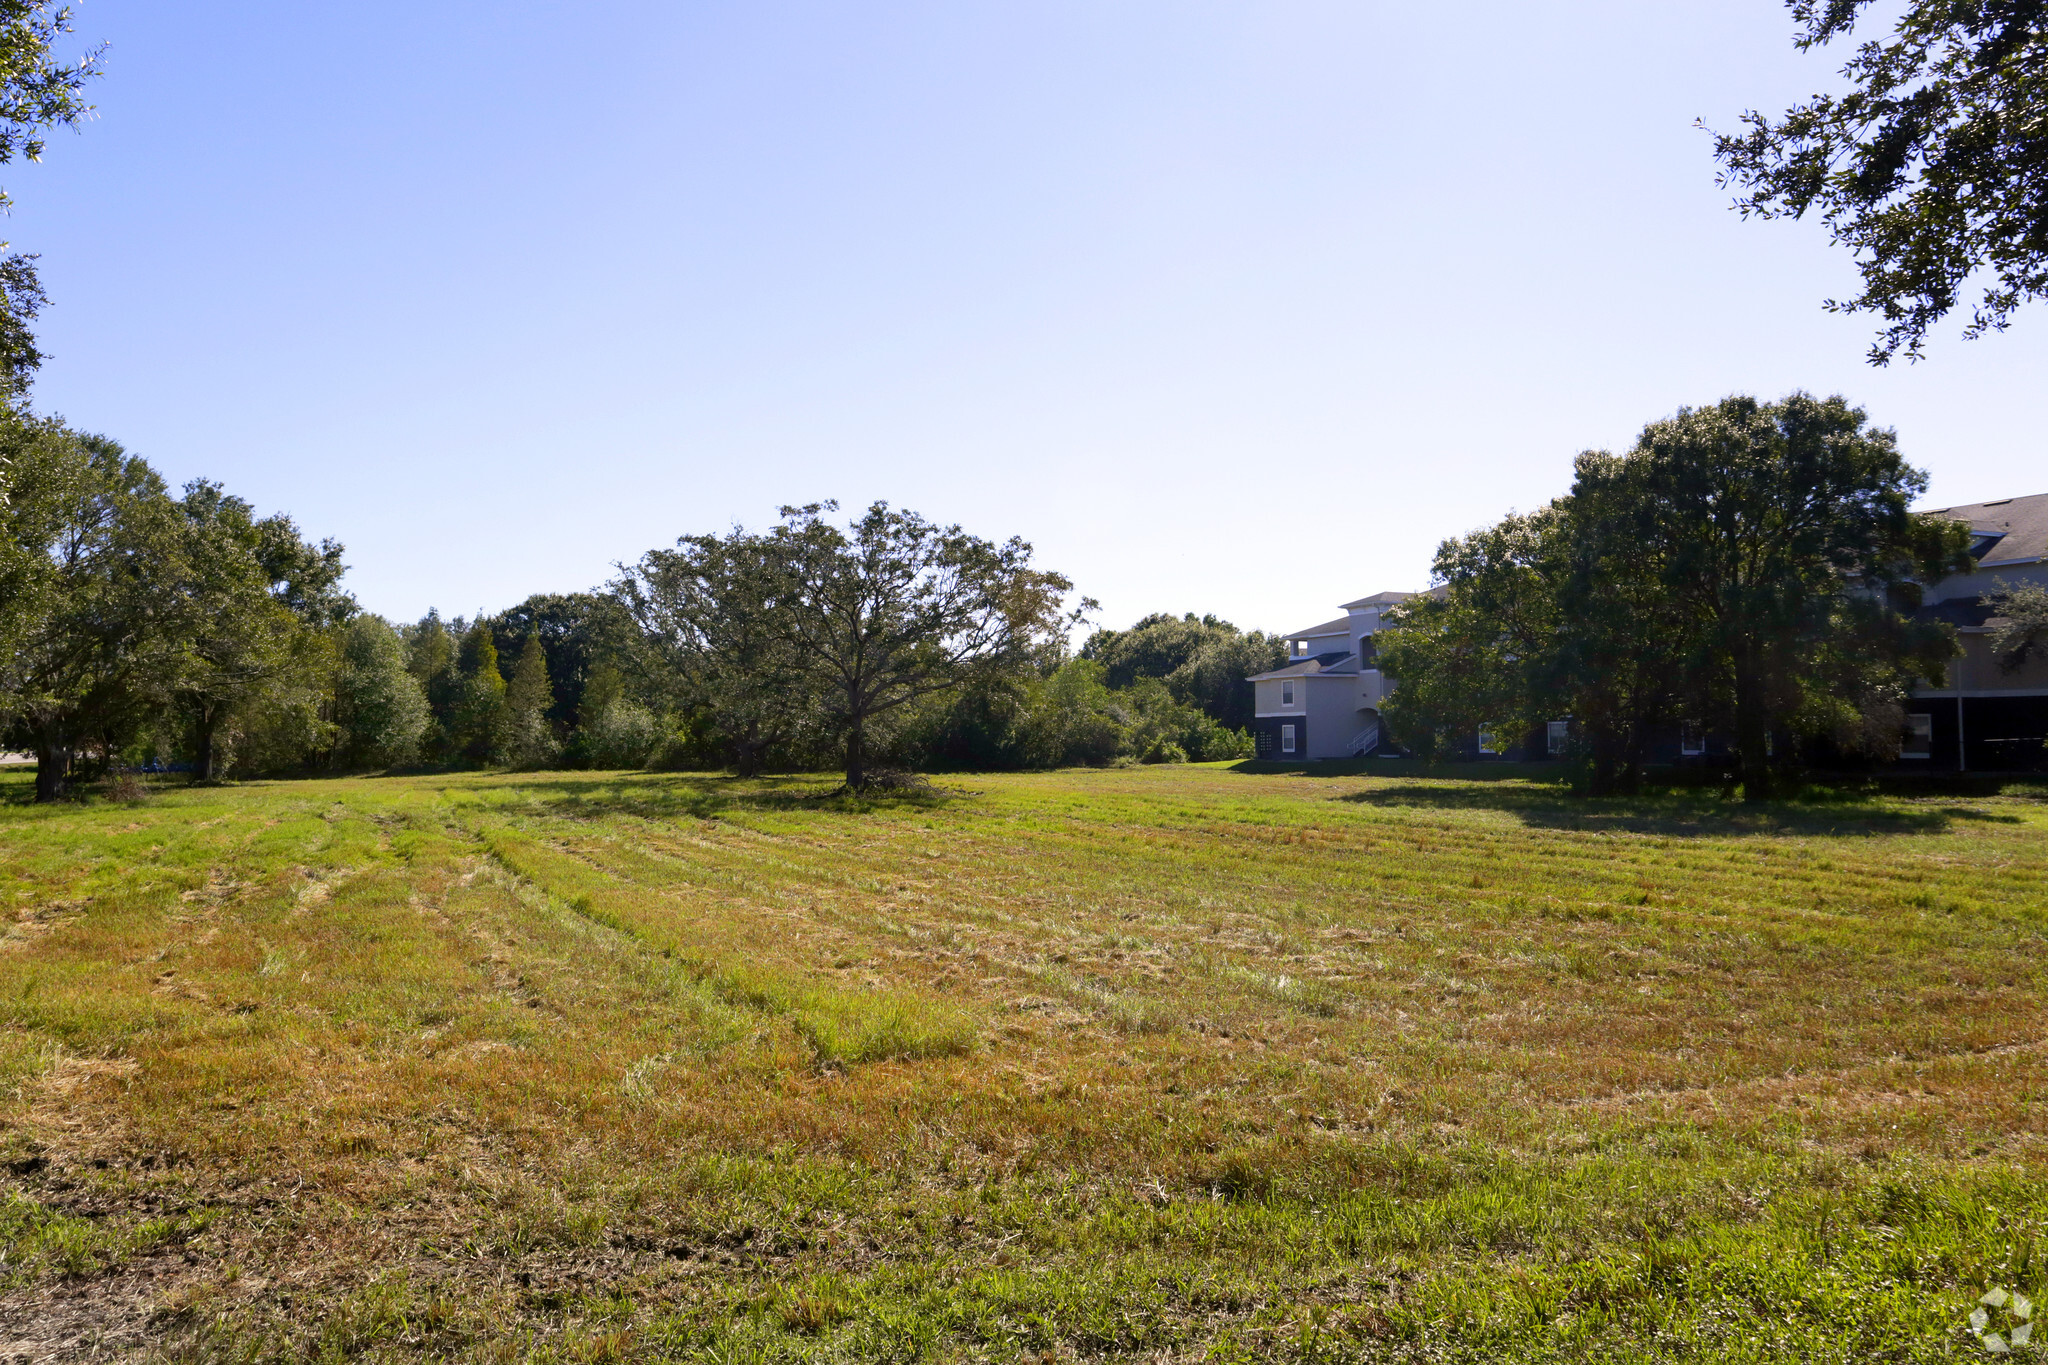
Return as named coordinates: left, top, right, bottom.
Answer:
left=17, top=1, right=2048, bottom=638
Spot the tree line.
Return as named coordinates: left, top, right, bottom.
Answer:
left=1, top=440, right=1284, bottom=799
left=1379, top=393, right=1977, bottom=797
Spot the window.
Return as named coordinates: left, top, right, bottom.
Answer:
left=1281, top=680, right=1294, bottom=706
left=1680, top=721, right=1704, bottom=756
left=1477, top=726, right=1498, bottom=755
left=1902, top=712, right=1933, bottom=759
left=1546, top=720, right=1569, bottom=756
left=1280, top=724, right=1296, bottom=755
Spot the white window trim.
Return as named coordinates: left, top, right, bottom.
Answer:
left=1901, top=712, right=1933, bottom=759
left=1280, top=723, right=1296, bottom=755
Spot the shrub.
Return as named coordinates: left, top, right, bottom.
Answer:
left=1185, top=721, right=1255, bottom=762
left=579, top=702, right=662, bottom=770
left=503, top=709, right=561, bottom=770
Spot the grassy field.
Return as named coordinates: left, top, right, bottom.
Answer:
left=1, top=762, right=2045, bottom=1361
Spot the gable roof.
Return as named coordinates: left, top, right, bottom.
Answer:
left=1284, top=615, right=1352, bottom=639
left=1246, top=652, right=1358, bottom=682
left=1924, top=491, right=2048, bottom=566
left=1340, top=590, right=1417, bottom=609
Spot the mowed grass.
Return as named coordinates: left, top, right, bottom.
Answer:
left=0, top=763, right=2045, bottom=1361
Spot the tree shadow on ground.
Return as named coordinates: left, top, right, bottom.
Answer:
left=1336, top=782, right=2021, bottom=838
left=1232, top=758, right=1548, bottom=782
left=474, top=771, right=962, bottom=822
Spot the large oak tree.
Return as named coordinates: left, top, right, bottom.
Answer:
left=0, top=426, right=173, bottom=799
left=759, top=502, right=1081, bottom=789
left=1711, top=0, right=2048, bottom=362
left=1383, top=394, right=1975, bottom=798
left=625, top=502, right=1081, bottom=788
left=164, top=481, right=348, bottom=781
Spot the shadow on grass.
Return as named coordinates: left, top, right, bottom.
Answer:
left=0, top=768, right=185, bottom=810
left=476, top=770, right=961, bottom=822
left=1231, top=758, right=1552, bottom=782
left=1333, top=781, right=2017, bottom=838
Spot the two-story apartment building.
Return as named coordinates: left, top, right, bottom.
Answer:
left=1248, top=491, right=2048, bottom=770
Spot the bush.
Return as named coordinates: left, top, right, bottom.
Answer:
left=859, top=655, right=1259, bottom=772
left=502, top=710, right=561, bottom=770
left=578, top=702, right=662, bottom=770
left=1185, top=723, right=1255, bottom=762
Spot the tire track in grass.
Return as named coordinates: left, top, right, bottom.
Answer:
left=473, top=823, right=977, bottom=1068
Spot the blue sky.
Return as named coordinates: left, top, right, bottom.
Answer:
left=18, top=1, right=2048, bottom=637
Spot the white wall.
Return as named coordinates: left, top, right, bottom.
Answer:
left=1928, top=562, right=2048, bottom=604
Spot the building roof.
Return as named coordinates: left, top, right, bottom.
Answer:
left=1284, top=615, right=1352, bottom=639
left=1339, top=590, right=1418, bottom=609
left=1245, top=651, right=1358, bottom=682
left=1924, top=491, right=2048, bottom=566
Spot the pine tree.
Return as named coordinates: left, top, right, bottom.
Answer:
left=504, top=634, right=559, bottom=768
left=453, top=620, right=507, bottom=764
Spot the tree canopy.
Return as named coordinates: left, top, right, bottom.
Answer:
left=487, top=592, right=628, bottom=731
left=0, top=427, right=175, bottom=798
left=163, top=481, right=348, bottom=780
left=1079, top=612, right=1283, bottom=732
left=616, top=526, right=820, bottom=777
left=1383, top=393, right=1974, bottom=796
left=0, top=2, right=102, bottom=398
left=699, top=501, right=1082, bottom=789
left=328, top=616, right=429, bottom=771
left=1710, top=0, right=2048, bottom=362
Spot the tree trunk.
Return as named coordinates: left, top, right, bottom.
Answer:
left=193, top=707, right=219, bottom=783
left=732, top=724, right=764, bottom=778
left=843, top=717, right=866, bottom=790
left=32, top=724, right=71, bottom=803
left=1617, top=710, right=1649, bottom=796
left=1585, top=717, right=1622, bottom=796
left=1615, top=741, right=1643, bottom=795
left=1734, top=668, right=1772, bottom=801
